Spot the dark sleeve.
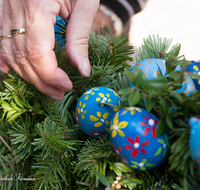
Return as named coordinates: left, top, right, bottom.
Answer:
left=100, top=0, right=147, bottom=25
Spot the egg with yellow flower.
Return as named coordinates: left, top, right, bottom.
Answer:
left=186, top=61, right=200, bottom=90
left=75, top=86, right=122, bottom=137
left=110, top=107, right=170, bottom=171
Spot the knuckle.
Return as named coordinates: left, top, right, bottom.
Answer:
left=15, top=52, right=29, bottom=66
left=12, top=45, right=29, bottom=66
left=1, top=47, right=12, bottom=62
left=26, top=44, right=45, bottom=60
left=41, top=73, right=55, bottom=84
left=13, top=47, right=25, bottom=58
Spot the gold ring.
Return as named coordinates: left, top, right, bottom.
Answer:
left=10, top=28, right=26, bottom=37
left=0, top=35, right=12, bottom=40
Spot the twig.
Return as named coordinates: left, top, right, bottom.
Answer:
left=90, top=182, right=96, bottom=190
left=0, top=134, right=13, bottom=155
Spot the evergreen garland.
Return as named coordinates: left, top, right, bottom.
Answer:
left=0, top=24, right=200, bottom=190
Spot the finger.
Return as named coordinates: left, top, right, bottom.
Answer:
left=25, top=0, right=72, bottom=92
left=0, top=0, right=10, bottom=73
left=65, top=0, right=100, bottom=77
left=0, top=0, right=30, bottom=82
left=10, top=0, right=64, bottom=101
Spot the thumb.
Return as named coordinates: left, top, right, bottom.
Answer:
left=65, top=0, right=99, bottom=77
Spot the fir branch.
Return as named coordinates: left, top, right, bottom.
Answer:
left=74, top=135, right=115, bottom=188
left=135, top=35, right=182, bottom=63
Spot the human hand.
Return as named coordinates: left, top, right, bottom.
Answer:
left=92, top=9, right=114, bottom=34
left=0, top=0, right=99, bottom=101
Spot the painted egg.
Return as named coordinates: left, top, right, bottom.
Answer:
left=186, top=61, right=200, bottom=90
left=75, top=86, right=122, bottom=137
left=54, top=15, right=67, bottom=46
left=129, top=58, right=196, bottom=95
left=189, top=117, right=200, bottom=165
left=110, top=107, right=170, bottom=171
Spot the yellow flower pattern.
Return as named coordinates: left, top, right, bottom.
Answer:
left=108, top=88, right=120, bottom=97
left=110, top=113, right=128, bottom=138
left=77, top=101, right=87, bottom=119
left=84, top=88, right=99, bottom=101
left=122, top=107, right=142, bottom=115
left=96, top=93, right=112, bottom=106
left=90, top=111, right=110, bottom=127
left=114, top=100, right=122, bottom=112
left=192, top=65, right=200, bottom=84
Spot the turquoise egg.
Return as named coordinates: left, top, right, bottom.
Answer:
left=75, top=87, right=122, bottom=137
left=186, top=61, right=200, bottom=90
left=110, top=107, right=170, bottom=171
left=189, top=117, right=200, bottom=165
left=129, top=58, right=196, bottom=95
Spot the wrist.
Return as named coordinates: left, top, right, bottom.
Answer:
left=98, top=4, right=123, bottom=36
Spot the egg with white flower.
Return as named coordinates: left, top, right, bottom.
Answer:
left=75, top=86, right=122, bottom=137
left=110, top=107, right=170, bottom=171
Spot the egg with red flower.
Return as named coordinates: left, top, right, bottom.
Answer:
left=110, top=107, right=170, bottom=171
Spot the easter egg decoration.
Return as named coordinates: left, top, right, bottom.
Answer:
left=75, top=86, right=122, bottom=137
left=129, top=58, right=196, bottom=95
left=54, top=15, right=67, bottom=46
left=186, top=61, right=200, bottom=90
left=110, top=107, right=170, bottom=171
left=189, top=117, right=200, bottom=165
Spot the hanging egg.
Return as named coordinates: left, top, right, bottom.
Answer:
left=75, top=86, right=122, bottom=137
left=189, top=117, right=200, bottom=165
left=110, top=107, right=170, bottom=171
left=54, top=15, right=67, bottom=47
left=129, top=58, right=196, bottom=95
left=186, top=61, right=200, bottom=90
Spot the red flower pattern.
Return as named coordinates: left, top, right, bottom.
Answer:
left=138, top=113, right=158, bottom=138
left=112, top=143, right=128, bottom=162
left=124, top=135, right=149, bottom=158
left=87, top=129, right=105, bottom=136
left=75, top=109, right=82, bottom=126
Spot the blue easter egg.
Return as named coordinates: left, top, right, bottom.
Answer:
left=186, top=61, right=200, bottom=90
left=129, top=58, right=196, bottom=95
left=75, top=87, right=122, bottom=137
left=110, top=107, right=170, bottom=171
left=54, top=15, right=67, bottom=47
left=189, top=117, right=200, bottom=165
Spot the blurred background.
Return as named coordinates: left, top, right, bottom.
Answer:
left=129, top=0, right=200, bottom=61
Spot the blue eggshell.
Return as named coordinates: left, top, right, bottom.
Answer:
left=189, top=117, right=200, bottom=165
left=75, top=87, right=122, bottom=137
left=54, top=15, right=67, bottom=47
left=110, top=107, right=170, bottom=171
left=129, top=58, right=196, bottom=95
left=186, top=61, right=200, bottom=90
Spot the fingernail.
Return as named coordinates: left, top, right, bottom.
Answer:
left=50, top=94, right=64, bottom=101
left=0, top=66, right=8, bottom=73
left=82, top=58, right=91, bottom=77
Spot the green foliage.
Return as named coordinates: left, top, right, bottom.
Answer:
left=0, top=28, right=200, bottom=190
left=119, top=35, right=200, bottom=189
